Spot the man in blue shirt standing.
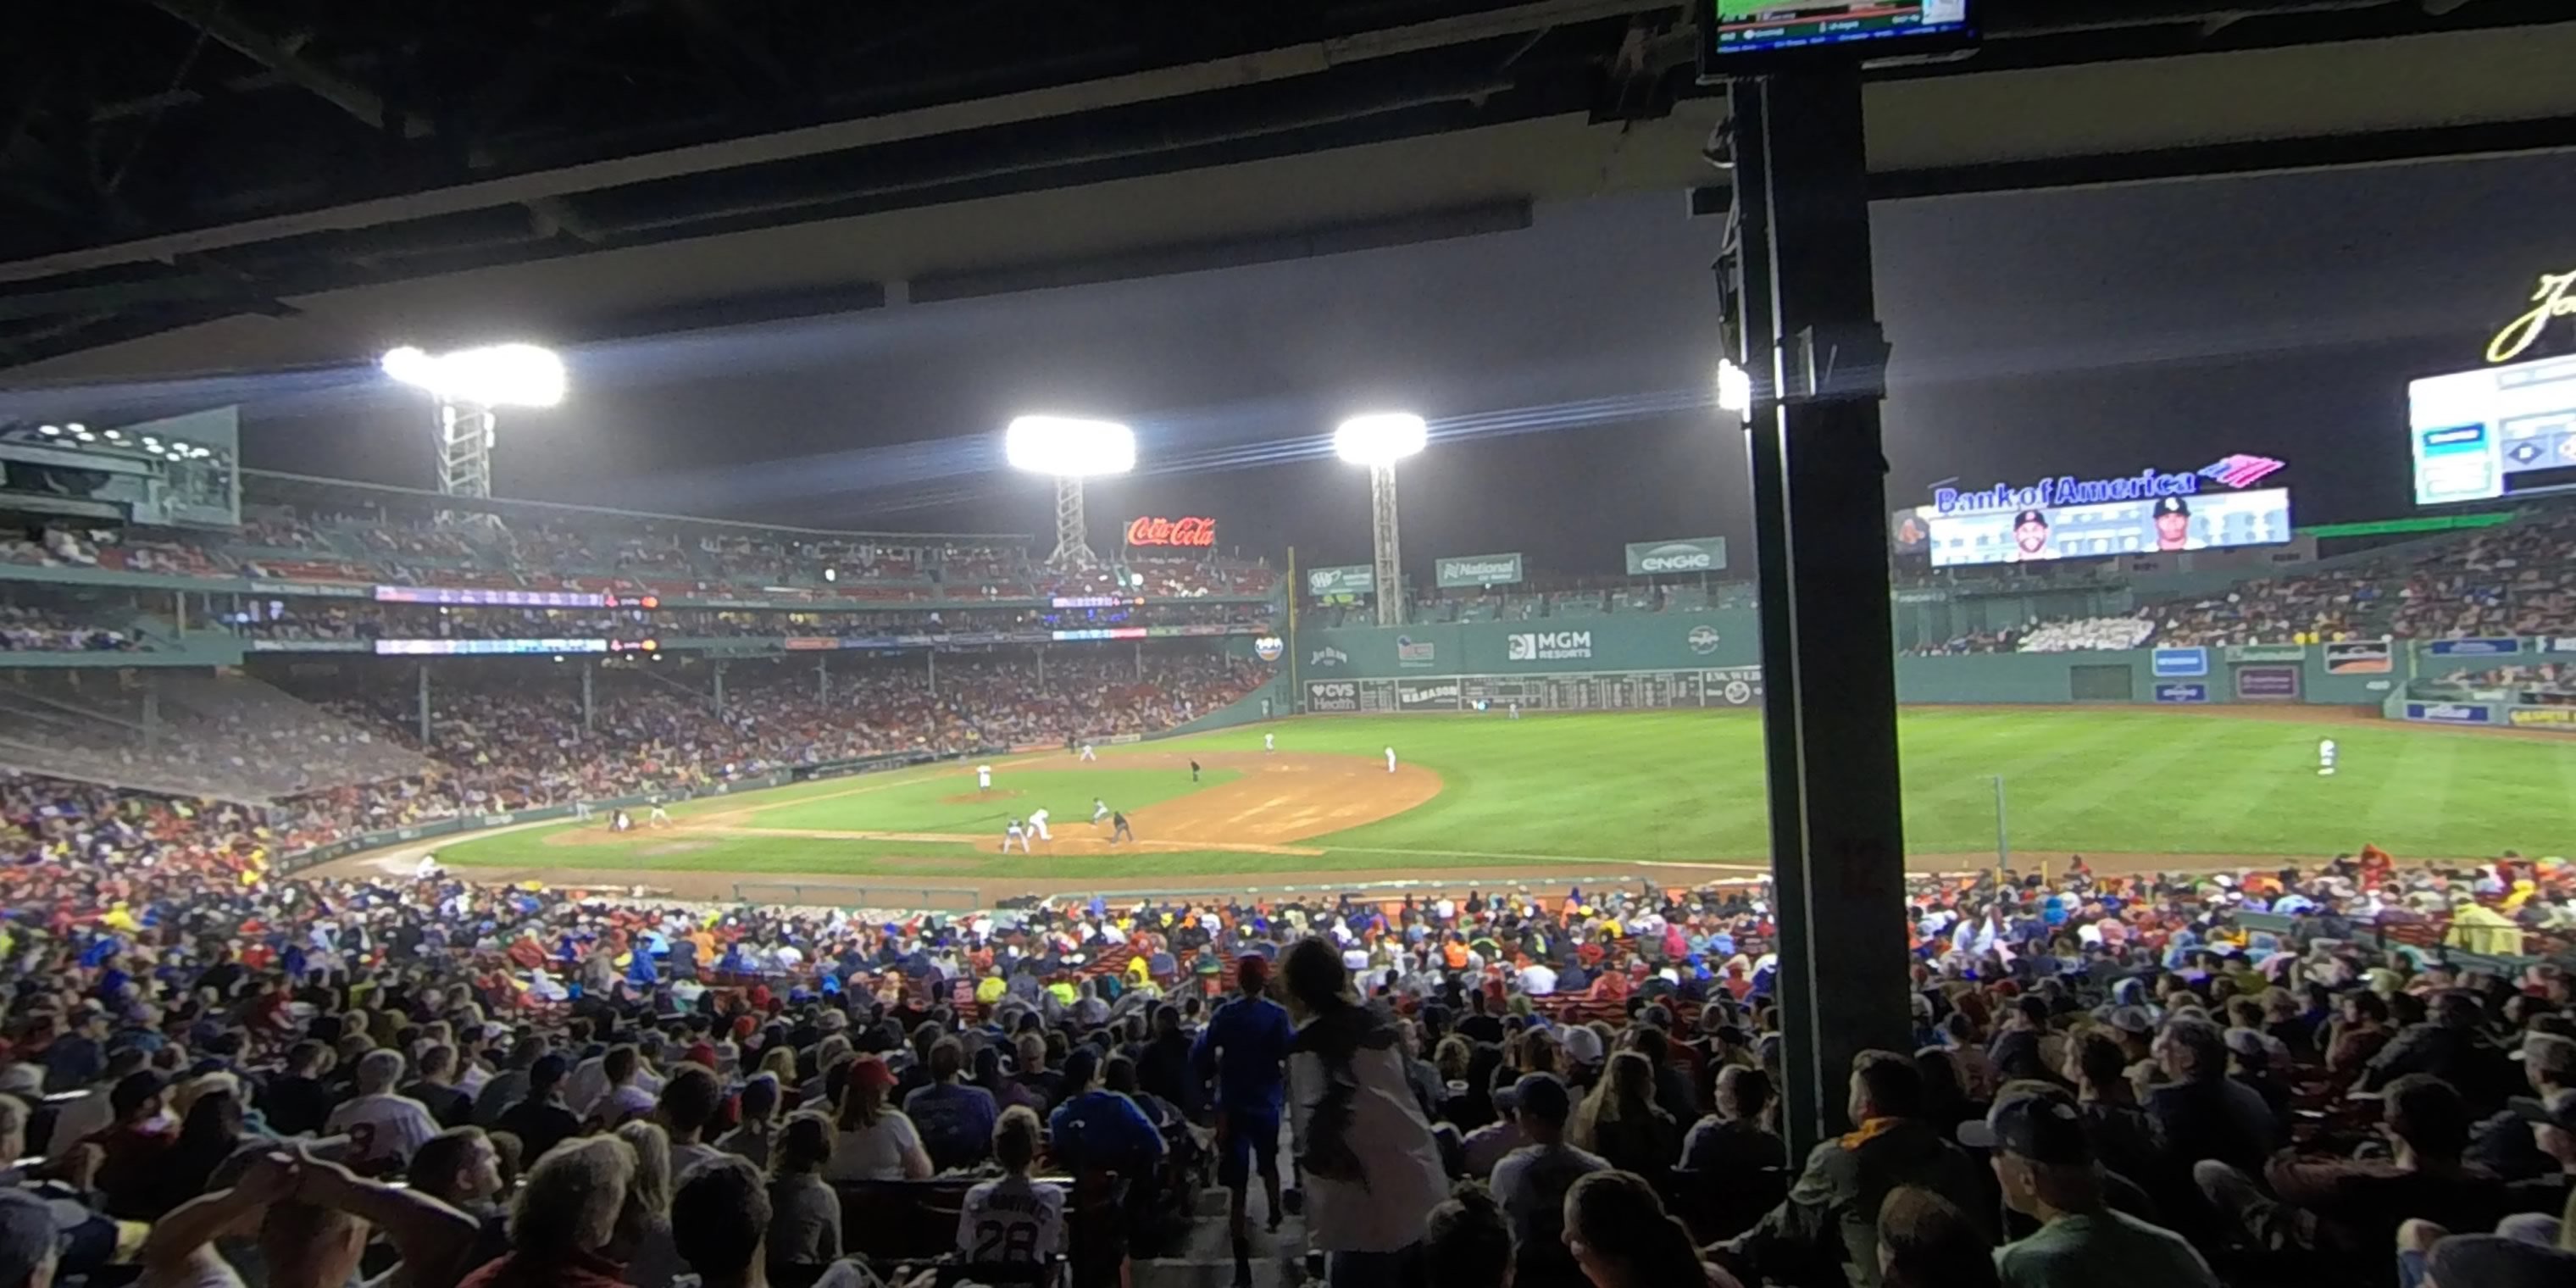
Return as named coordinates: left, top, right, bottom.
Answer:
left=1046, top=1046, right=1167, bottom=1176
left=1193, top=953, right=1295, bottom=1287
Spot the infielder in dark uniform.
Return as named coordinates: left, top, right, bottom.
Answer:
left=1190, top=759, right=1202, bottom=783
left=1111, top=811, right=1134, bottom=844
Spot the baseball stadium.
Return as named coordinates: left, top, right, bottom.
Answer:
left=10, top=8, right=2576, bottom=1288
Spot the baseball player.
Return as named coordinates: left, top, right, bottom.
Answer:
left=1092, top=797, right=1110, bottom=825
left=2318, top=737, right=2338, bottom=777
left=1029, top=808, right=1052, bottom=842
left=1079, top=742, right=1099, bottom=763
left=1263, top=732, right=1275, bottom=752
left=1191, top=759, right=1202, bottom=783
left=1111, top=811, right=1133, bottom=844
left=414, top=852, right=442, bottom=880
left=1385, top=746, right=1397, bottom=774
left=1002, top=819, right=1031, bottom=853
left=977, top=763, right=994, bottom=793
left=647, top=802, right=671, bottom=828
left=573, top=800, right=594, bottom=822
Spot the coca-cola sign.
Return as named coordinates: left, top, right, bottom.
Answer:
left=1125, top=515, right=1216, bottom=547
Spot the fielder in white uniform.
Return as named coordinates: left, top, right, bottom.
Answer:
left=1263, top=732, right=1275, bottom=752
left=647, top=802, right=670, bottom=827
left=1385, top=746, right=1397, bottom=774
left=977, top=763, right=994, bottom=791
left=1078, top=743, right=1098, bottom=762
left=2318, top=737, right=2337, bottom=776
left=1029, top=808, right=1052, bottom=841
left=1002, top=819, right=1030, bottom=853
left=1092, top=798, right=1110, bottom=824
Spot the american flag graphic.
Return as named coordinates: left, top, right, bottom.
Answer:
left=2198, top=454, right=2285, bottom=490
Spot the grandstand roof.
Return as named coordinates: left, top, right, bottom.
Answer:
left=3, top=2, right=2572, bottom=375
left=242, top=469, right=1032, bottom=544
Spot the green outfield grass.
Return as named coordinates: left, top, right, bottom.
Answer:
left=432, top=708, right=2576, bottom=881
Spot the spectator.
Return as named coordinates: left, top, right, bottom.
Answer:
left=718, top=1074, right=783, bottom=1172
left=2196, top=1074, right=2505, bottom=1285
left=405, top=1045, right=475, bottom=1130
left=143, top=1146, right=479, bottom=1288
left=1282, top=936, right=1449, bottom=1288
left=658, top=1064, right=726, bottom=1176
left=1968, top=1088, right=2217, bottom=1288
left=1490, top=1074, right=1605, bottom=1288
left=669, top=1157, right=770, bottom=1288
left=825, top=1055, right=930, bottom=1181
left=2143, top=1018, right=2281, bottom=1178
left=459, top=1136, right=636, bottom=1288
left=1568, top=1051, right=1681, bottom=1178
left=1563, top=1169, right=1741, bottom=1288
left=1875, top=1185, right=2001, bottom=1288
left=1194, top=950, right=1295, bottom=1280
left=264, top=1041, right=338, bottom=1139
left=496, top=1055, right=582, bottom=1166
left=765, top=1112, right=841, bottom=1274
left=611, top=1120, right=684, bottom=1288
left=2364, top=992, right=2517, bottom=1113
left=327, top=1049, right=441, bottom=1174
left=1721, top=1051, right=1989, bottom=1288
left=903, top=1036, right=997, bottom=1172
left=957, top=1105, right=1064, bottom=1267
left=1680, top=1065, right=1788, bottom=1236
left=2471, top=1033, right=2572, bottom=1180
left=1421, top=1182, right=1515, bottom=1288
left=1046, top=1046, right=1164, bottom=1179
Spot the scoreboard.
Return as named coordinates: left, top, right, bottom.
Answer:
left=1306, top=668, right=1764, bottom=715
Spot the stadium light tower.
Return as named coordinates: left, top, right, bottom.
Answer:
left=1335, top=412, right=1428, bottom=627
left=381, top=343, right=567, bottom=523
left=1006, top=415, right=1135, bottom=570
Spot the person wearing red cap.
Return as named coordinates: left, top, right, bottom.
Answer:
left=1193, top=952, right=1295, bottom=1286
left=824, top=1056, right=930, bottom=1182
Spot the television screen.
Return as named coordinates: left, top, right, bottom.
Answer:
left=2409, top=354, right=2576, bottom=505
left=1894, top=486, right=2295, bottom=569
left=1702, top=0, right=1974, bottom=63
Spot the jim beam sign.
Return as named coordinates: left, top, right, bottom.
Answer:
left=2490, top=269, right=2576, bottom=364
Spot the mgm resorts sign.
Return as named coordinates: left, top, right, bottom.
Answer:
left=1507, top=630, right=1592, bottom=662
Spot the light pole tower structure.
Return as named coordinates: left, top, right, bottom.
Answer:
left=1006, top=415, right=1135, bottom=570
left=381, top=343, right=567, bottom=526
left=1335, top=413, right=1427, bottom=628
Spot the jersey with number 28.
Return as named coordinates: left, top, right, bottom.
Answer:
left=957, top=1174, right=1066, bottom=1264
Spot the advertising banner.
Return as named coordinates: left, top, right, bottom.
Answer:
left=2427, top=638, right=2520, bottom=656
left=2224, top=643, right=2308, bottom=663
left=1396, top=680, right=1463, bottom=712
left=1305, top=680, right=1361, bottom=713
left=1306, top=564, right=1376, bottom=597
left=1506, top=630, right=1594, bottom=663
left=1704, top=666, right=1764, bottom=707
left=1124, top=516, right=1215, bottom=547
left=2322, top=639, right=2395, bottom=674
left=2407, top=701, right=2495, bottom=724
left=2534, top=637, right=2576, bottom=654
left=2154, top=682, right=2209, bottom=703
left=1624, top=537, right=1728, bottom=576
left=2235, top=665, right=2301, bottom=700
left=2506, top=705, right=2576, bottom=729
left=1396, top=635, right=1437, bottom=668
left=1435, top=552, right=1523, bottom=589
left=1901, top=469, right=2292, bottom=569
left=2151, top=647, right=2208, bottom=678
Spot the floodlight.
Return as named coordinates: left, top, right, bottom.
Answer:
left=1333, top=413, right=1429, bottom=466
left=1007, top=415, right=1135, bottom=570
left=380, top=343, right=566, bottom=408
left=1005, top=416, right=1135, bottom=477
left=1716, top=358, right=1754, bottom=419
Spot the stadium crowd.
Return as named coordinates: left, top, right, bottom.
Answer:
left=0, top=605, right=133, bottom=652
left=3, top=705, right=2575, bottom=1288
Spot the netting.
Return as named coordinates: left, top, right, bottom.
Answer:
left=0, top=670, right=435, bottom=804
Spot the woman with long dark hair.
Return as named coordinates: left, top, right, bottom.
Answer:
left=1563, top=1170, right=1741, bottom=1288
left=1282, top=937, right=1449, bottom=1288
left=1568, top=1052, right=1681, bottom=1178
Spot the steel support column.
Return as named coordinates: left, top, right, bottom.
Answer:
left=1047, top=476, right=1098, bottom=569
left=1368, top=463, right=1404, bottom=627
left=1729, top=67, right=1912, bottom=1155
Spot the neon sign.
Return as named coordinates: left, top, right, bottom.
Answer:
left=1125, top=515, right=1215, bottom=547
left=2489, top=269, right=2576, bottom=365
left=1932, top=456, right=2282, bottom=517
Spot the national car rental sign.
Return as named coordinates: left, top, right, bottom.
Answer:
left=1125, top=516, right=1215, bottom=547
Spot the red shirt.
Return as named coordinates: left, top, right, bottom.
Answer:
left=459, top=1250, right=631, bottom=1288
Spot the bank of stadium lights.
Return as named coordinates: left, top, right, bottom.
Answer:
left=382, top=343, right=567, bottom=520
left=1716, top=358, right=1754, bottom=422
left=1335, top=413, right=1427, bottom=628
left=34, top=422, right=214, bottom=458
left=1006, top=415, right=1135, bottom=570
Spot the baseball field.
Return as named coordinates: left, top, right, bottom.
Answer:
left=385, top=705, right=2576, bottom=903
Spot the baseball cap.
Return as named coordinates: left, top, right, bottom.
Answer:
left=1957, top=1090, right=2093, bottom=1166
left=2107, top=1006, right=2155, bottom=1037
left=1510, top=1074, right=1571, bottom=1125
left=2424, top=1235, right=2576, bottom=1288
left=1237, top=954, right=1271, bottom=987
left=849, top=1055, right=896, bottom=1091
left=2507, top=1090, right=2576, bottom=1133
left=0, top=1190, right=59, bottom=1288
left=1558, top=1025, right=1604, bottom=1067
left=2014, top=508, right=2047, bottom=527
left=2154, top=495, right=2190, bottom=517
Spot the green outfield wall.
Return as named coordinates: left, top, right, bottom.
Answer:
left=1288, top=615, right=2416, bottom=712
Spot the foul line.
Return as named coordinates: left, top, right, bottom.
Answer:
left=1321, top=845, right=1768, bottom=871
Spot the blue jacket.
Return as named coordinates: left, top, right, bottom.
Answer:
left=1193, top=995, right=1294, bottom=1115
left=1048, top=1090, right=1167, bottom=1174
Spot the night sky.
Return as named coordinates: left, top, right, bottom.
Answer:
left=83, top=152, right=2576, bottom=575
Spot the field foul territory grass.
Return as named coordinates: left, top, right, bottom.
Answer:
left=430, top=707, right=2576, bottom=881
